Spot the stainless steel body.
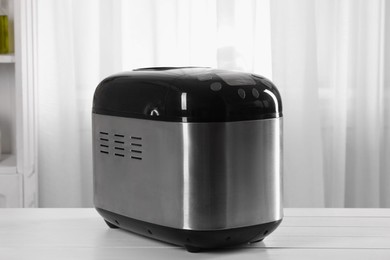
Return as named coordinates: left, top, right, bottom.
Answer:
left=93, top=114, right=283, bottom=231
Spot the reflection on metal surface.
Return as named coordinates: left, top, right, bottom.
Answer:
left=150, top=108, right=159, bottom=116
left=93, top=114, right=283, bottom=230
left=264, top=89, right=279, bottom=114
left=273, top=119, right=282, bottom=214
left=182, top=122, right=191, bottom=229
left=181, top=93, right=187, bottom=111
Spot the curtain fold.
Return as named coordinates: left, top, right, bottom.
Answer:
left=317, top=0, right=388, bottom=207
left=271, top=0, right=390, bottom=207
left=270, top=0, right=325, bottom=207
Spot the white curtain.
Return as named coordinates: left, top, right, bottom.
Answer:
left=271, top=0, right=390, bottom=207
left=317, top=0, right=388, bottom=207
left=37, top=0, right=390, bottom=207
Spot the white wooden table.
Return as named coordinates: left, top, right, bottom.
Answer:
left=1, top=208, right=390, bottom=259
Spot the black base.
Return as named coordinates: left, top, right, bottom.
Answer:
left=96, top=208, right=282, bottom=252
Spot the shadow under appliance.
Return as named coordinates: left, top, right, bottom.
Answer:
left=92, top=67, right=283, bottom=252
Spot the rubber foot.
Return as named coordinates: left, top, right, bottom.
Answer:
left=105, top=220, right=119, bottom=229
left=250, top=238, right=264, bottom=244
left=185, top=245, right=202, bottom=253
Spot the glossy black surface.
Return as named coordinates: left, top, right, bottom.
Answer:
left=93, top=67, right=282, bottom=122
left=97, top=207, right=282, bottom=252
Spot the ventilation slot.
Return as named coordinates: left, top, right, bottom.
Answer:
left=99, top=131, right=110, bottom=154
left=130, top=138, right=143, bottom=160
left=113, top=134, right=125, bottom=158
left=97, top=130, right=143, bottom=160
left=130, top=150, right=142, bottom=160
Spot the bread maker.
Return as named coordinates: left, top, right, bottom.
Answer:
left=92, top=67, right=283, bottom=252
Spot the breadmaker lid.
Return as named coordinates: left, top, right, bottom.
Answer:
left=93, top=67, right=282, bottom=122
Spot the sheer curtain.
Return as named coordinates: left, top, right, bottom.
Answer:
left=36, top=0, right=390, bottom=207
left=271, top=0, right=390, bottom=207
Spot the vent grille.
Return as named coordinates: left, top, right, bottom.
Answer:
left=98, top=131, right=143, bottom=160
left=130, top=136, right=143, bottom=159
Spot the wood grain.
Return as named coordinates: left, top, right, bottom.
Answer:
left=0, top=208, right=389, bottom=259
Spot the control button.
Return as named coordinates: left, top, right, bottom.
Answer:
left=238, top=88, right=246, bottom=99
left=150, top=108, right=160, bottom=116
left=252, top=88, right=259, bottom=98
left=210, top=82, right=222, bottom=91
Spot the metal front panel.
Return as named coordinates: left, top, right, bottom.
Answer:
left=93, top=114, right=283, bottom=230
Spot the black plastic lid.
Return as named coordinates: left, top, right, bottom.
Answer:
left=93, top=67, right=282, bottom=122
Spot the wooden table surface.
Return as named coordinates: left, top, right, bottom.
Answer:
left=1, top=208, right=390, bottom=259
